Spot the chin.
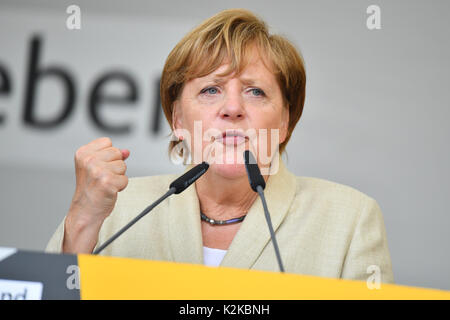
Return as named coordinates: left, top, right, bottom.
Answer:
left=209, top=162, right=247, bottom=180
left=201, top=143, right=249, bottom=179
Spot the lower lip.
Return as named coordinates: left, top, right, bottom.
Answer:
left=218, top=136, right=247, bottom=145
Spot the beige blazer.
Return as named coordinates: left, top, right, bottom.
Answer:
left=46, top=156, right=394, bottom=283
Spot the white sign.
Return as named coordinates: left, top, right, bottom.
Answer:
left=0, top=247, right=17, bottom=262
left=0, top=279, right=43, bottom=300
left=0, top=8, right=195, bottom=175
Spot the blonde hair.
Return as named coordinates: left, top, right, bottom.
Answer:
left=160, top=8, right=306, bottom=159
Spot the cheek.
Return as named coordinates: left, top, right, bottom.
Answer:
left=248, top=109, right=286, bottom=154
left=182, top=117, right=218, bottom=156
left=250, top=105, right=285, bottom=132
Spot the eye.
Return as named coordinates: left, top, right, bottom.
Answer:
left=249, top=88, right=265, bottom=97
left=200, top=86, right=219, bottom=95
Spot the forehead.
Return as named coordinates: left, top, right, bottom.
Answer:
left=190, top=54, right=278, bottom=87
left=184, top=42, right=275, bottom=79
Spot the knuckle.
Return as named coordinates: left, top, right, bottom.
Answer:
left=100, top=137, right=112, bottom=147
left=118, top=176, right=129, bottom=191
left=117, top=160, right=126, bottom=172
left=74, top=146, right=87, bottom=161
left=100, top=173, right=112, bottom=187
left=100, top=176, right=116, bottom=194
left=83, top=155, right=96, bottom=168
left=112, top=147, right=122, bottom=159
left=89, top=166, right=102, bottom=179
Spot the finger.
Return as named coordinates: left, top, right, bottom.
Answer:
left=111, top=174, right=129, bottom=192
left=105, top=160, right=127, bottom=175
left=95, top=147, right=123, bottom=162
left=74, top=137, right=112, bottom=160
left=79, top=137, right=112, bottom=154
left=120, top=149, right=130, bottom=160
left=88, top=137, right=113, bottom=151
left=97, top=172, right=128, bottom=195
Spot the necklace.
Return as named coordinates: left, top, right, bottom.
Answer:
left=200, top=211, right=247, bottom=225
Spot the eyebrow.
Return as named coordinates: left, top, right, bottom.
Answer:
left=211, top=78, right=256, bottom=85
left=212, top=78, right=226, bottom=85
left=202, top=76, right=267, bottom=88
left=240, top=77, right=257, bottom=86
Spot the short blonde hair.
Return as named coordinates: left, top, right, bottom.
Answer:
left=160, top=8, right=306, bottom=158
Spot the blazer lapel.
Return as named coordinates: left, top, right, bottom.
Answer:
left=220, top=154, right=297, bottom=269
left=167, top=154, right=297, bottom=268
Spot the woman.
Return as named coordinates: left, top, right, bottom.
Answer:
left=46, top=9, right=394, bottom=283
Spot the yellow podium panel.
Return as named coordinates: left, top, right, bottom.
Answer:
left=78, top=254, right=450, bottom=300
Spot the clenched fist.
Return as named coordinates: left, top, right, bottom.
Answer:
left=63, top=137, right=130, bottom=254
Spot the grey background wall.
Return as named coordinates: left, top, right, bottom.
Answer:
left=0, top=0, right=449, bottom=291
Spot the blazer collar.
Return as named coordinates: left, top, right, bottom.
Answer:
left=167, top=153, right=297, bottom=268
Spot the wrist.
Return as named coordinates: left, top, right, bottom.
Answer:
left=63, top=208, right=104, bottom=254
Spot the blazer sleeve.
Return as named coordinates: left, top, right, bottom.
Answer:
left=44, top=217, right=66, bottom=253
left=340, top=197, right=394, bottom=284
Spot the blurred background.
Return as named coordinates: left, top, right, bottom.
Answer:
left=0, top=0, right=449, bottom=290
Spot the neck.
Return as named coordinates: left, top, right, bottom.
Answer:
left=195, top=170, right=263, bottom=220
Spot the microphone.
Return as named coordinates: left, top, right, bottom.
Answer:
left=93, top=161, right=209, bottom=255
left=244, top=150, right=266, bottom=192
left=243, top=150, right=285, bottom=273
left=169, top=161, right=210, bottom=194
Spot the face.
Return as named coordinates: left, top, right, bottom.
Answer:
left=172, top=49, right=289, bottom=179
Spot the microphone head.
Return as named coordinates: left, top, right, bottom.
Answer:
left=169, top=161, right=209, bottom=194
left=244, top=150, right=266, bottom=192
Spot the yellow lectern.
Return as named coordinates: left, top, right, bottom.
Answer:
left=78, top=254, right=450, bottom=300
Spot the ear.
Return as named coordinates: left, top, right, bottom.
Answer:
left=172, top=100, right=183, bottom=133
left=279, top=106, right=289, bottom=144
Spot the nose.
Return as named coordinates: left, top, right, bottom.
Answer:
left=219, top=83, right=245, bottom=121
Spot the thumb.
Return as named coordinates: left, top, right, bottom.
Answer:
left=120, top=149, right=130, bottom=160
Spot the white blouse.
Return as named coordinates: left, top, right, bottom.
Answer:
left=203, top=246, right=227, bottom=267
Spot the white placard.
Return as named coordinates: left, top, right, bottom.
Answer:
left=0, top=247, right=17, bottom=262
left=0, top=8, right=195, bottom=176
left=0, top=279, right=43, bottom=300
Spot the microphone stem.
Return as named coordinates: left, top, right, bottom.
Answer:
left=93, top=187, right=177, bottom=255
left=256, top=185, right=285, bottom=273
